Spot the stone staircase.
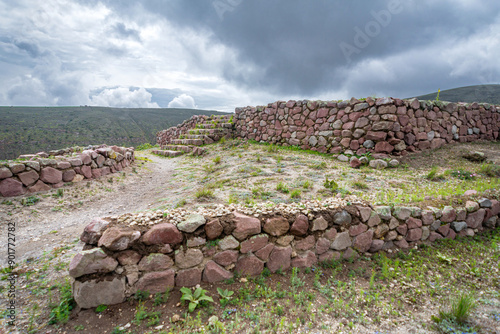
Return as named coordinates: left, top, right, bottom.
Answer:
left=153, top=114, right=234, bottom=157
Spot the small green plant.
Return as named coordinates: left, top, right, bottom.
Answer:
left=352, top=181, right=369, bottom=190
left=433, top=292, right=477, bottom=332
left=74, top=325, right=85, bottom=331
left=136, top=143, right=155, bottom=151
left=267, top=144, right=279, bottom=153
left=217, top=288, right=234, bottom=306
left=290, top=189, right=301, bottom=199
left=134, top=289, right=150, bottom=301
left=48, top=280, right=76, bottom=324
left=436, top=88, right=441, bottom=101
left=450, top=169, right=476, bottom=180
left=95, top=304, right=108, bottom=313
left=195, top=188, right=215, bottom=199
left=213, top=156, right=222, bottom=164
left=111, top=326, right=127, bottom=334
left=426, top=166, right=445, bottom=181
left=175, top=199, right=187, bottom=208
left=53, top=188, right=64, bottom=198
left=180, top=287, right=214, bottom=312
left=21, top=196, right=40, bottom=206
left=276, top=182, right=290, bottom=194
left=301, top=180, right=312, bottom=189
left=478, top=163, right=500, bottom=177
left=310, top=161, right=327, bottom=170
left=323, top=176, right=338, bottom=191
left=153, top=289, right=170, bottom=306
left=219, top=137, right=226, bottom=144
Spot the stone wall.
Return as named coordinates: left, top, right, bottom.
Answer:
left=70, top=197, right=500, bottom=309
left=233, top=98, right=500, bottom=155
left=0, top=145, right=135, bottom=197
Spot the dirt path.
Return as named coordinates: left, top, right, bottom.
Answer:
left=0, top=153, right=180, bottom=266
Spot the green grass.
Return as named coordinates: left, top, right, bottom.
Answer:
left=352, top=181, right=369, bottom=190
left=438, top=293, right=477, bottom=324
left=195, top=188, right=215, bottom=199
left=426, top=166, right=445, bottom=181
left=276, top=182, right=290, bottom=194
left=21, top=196, right=40, bottom=206
left=290, top=189, right=301, bottom=199
left=478, top=163, right=500, bottom=177
left=48, top=280, right=75, bottom=325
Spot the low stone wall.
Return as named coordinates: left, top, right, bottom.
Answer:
left=233, top=98, right=500, bottom=155
left=0, top=145, right=135, bottom=197
left=70, top=197, right=499, bottom=308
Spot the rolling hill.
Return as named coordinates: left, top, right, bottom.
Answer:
left=0, top=106, right=227, bottom=160
left=413, top=84, right=500, bottom=105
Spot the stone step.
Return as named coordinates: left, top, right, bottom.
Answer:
left=162, top=145, right=192, bottom=153
left=196, top=122, right=233, bottom=129
left=188, top=128, right=232, bottom=135
left=152, top=150, right=184, bottom=157
left=160, top=145, right=206, bottom=156
left=207, top=114, right=233, bottom=120
left=171, top=139, right=204, bottom=146
left=184, top=134, right=209, bottom=140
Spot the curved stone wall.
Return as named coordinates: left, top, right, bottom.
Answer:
left=233, top=98, right=500, bottom=155
left=70, top=197, right=499, bottom=308
left=0, top=145, right=135, bottom=197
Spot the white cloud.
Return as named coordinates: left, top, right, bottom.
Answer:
left=167, top=94, right=197, bottom=109
left=90, top=87, right=159, bottom=108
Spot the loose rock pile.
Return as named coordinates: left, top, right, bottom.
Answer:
left=70, top=196, right=500, bottom=309
left=0, top=145, right=134, bottom=197
left=233, top=97, right=500, bottom=156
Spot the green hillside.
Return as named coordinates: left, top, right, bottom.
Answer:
left=0, top=106, right=227, bottom=160
left=413, top=84, right=500, bottom=105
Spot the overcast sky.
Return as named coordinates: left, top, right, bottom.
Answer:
left=1, top=0, right=499, bottom=112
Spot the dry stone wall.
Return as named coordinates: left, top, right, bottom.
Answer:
left=70, top=197, right=500, bottom=309
left=0, top=145, right=134, bottom=197
left=233, top=97, right=500, bottom=156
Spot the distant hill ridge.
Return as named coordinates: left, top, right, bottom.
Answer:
left=413, top=84, right=500, bottom=105
left=0, top=106, right=226, bottom=160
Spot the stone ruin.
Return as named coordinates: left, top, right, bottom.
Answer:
left=70, top=197, right=500, bottom=308
left=0, top=145, right=135, bottom=197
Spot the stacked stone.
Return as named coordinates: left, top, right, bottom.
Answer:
left=0, top=145, right=134, bottom=197
left=233, top=98, right=500, bottom=156
left=70, top=198, right=500, bottom=308
left=156, top=115, right=209, bottom=147
left=156, top=114, right=234, bottom=148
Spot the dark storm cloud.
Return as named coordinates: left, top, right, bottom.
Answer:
left=93, top=0, right=500, bottom=99
left=2, top=0, right=499, bottom=109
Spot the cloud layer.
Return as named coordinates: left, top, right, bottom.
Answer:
left=0, top=0, right=499, bottom=111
